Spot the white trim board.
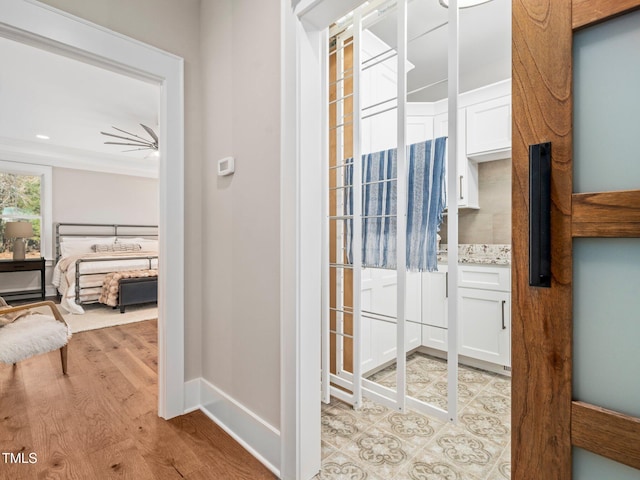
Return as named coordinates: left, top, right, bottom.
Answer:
left=183, top=378, right=281, bottom=477
left=0, top=138, right=159, bottom=179
left=0, top=0, right=185, bottom=419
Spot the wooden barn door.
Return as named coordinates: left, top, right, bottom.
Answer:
left=512, top=1, right=640, bottom=478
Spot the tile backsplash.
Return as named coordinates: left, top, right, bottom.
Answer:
left=440, top=158, right=511, bottom=245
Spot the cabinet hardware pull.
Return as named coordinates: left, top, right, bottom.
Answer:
left=445, top=272, right=448, bottom=298
left=459, top=175, right=463, bottom=200
left=501, top=300, right=506, bottom=330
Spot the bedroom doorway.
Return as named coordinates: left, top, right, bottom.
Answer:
left=0, top=3, right=185, bottom=419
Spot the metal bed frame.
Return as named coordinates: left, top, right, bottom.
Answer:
left=55, top=223, right=159, bottom=307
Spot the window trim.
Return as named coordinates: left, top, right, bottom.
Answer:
left=0, top=160, right=53, bottom=262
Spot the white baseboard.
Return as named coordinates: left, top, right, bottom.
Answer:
left=183, top=378, right=280, bottom=477
left=183, top=378, right=200, bottom=413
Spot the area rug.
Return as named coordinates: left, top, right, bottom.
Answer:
left=62, top=303, right=158, bottom=333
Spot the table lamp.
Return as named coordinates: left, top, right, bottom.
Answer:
left=5, top=221, right=34, bottom=260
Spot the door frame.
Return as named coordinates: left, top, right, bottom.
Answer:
left=282, top=0, right=462, bottom=477
left=0, top=0, right=185, bottom=419
left=512, top=1, right=640, bottom=478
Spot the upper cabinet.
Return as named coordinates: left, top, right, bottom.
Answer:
left=407, top=79, right=511, bottom=209
left=466, top=95, right=512, bottom=161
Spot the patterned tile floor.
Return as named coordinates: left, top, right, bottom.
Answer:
left=317, top=352, right=511, bottom=480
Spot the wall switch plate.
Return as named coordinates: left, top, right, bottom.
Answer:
left=218, top=156, right=235, bottom=176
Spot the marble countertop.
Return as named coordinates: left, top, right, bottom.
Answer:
left=437, top=244, right=511, bottom=265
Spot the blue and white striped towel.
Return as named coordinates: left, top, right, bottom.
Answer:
left=345, top=137, right=446, bottom=272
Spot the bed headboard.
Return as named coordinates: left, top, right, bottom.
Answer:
left=55, top=223, right=159, bottom=263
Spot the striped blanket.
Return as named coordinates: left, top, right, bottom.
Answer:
left=345, top=137, right=447, bottom=272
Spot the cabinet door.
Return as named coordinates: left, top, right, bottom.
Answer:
left=373, top=317, right=397, bottom=366
left=458, top=288, right=510, bottom=366
left=421, top=268, right=449, bottom=351
left=361, top=270, right=377, bottom=372
left=406, top=104, right=434, bottom=145
left=466, top=95, right=511, bottom=159
left=434, top=110, right=479, bottom=209
left=405, top=320, right=422, bottom=352
left=361, top=268, right=422, bottom=371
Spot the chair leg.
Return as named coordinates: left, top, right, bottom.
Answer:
left=60, top=345, right=68, bottom=375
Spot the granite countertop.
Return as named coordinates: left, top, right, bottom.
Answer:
left=437, top=244, right=511, bottom=265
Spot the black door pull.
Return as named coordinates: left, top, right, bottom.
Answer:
left=529, top=142, right=551, bottom=288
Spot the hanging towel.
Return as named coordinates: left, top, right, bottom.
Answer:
left=345, top=137, right=447, bottom=272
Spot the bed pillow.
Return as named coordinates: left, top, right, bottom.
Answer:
left=92, top=243, right=142, bottom=253
left=127, top=238, right=159, bottom=251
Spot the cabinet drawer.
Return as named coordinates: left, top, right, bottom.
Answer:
left=458, top=264, right=510, bottom=292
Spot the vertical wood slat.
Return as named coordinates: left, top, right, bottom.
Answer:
left=572, top=190, right=640, bottom=237
left=573, top=0, right=640, bottom=30
left=572, top=401, right=640, bottom=471
left=511, top=1, right=573, bottom=478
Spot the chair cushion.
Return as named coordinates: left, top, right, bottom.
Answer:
left=0, top=314, right=71, bottom=364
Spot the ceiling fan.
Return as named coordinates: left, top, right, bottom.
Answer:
left=100, top=124, right=158, bottom=152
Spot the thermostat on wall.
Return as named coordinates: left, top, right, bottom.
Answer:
left=218, top=156, right=235, bottom=176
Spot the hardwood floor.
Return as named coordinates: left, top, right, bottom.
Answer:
left=0, top=320, right=275, bottom=479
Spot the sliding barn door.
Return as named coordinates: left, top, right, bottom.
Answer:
left=512, top=1, right=640, bottom=478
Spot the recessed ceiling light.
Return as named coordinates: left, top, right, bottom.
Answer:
left=35, top=134, right=50, bottom=140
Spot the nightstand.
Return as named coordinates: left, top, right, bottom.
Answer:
left=0, top=258, right=46, bottom=301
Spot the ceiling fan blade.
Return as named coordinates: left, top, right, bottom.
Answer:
left=104, top=141, right=155, bottom=147
left=111, top=126, right=153, bottom=143
left=100, top=131, right=143, bottom=142
left=122, top=147, right=154, bottom=152
left=140, top=124, right=158, bottom=144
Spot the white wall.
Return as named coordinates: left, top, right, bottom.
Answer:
left=200, top=0, right=281, bottom=429
left=38, top=0, right=203, bottom=380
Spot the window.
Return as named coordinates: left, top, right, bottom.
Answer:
left=0, top=161, right=52, bottom=261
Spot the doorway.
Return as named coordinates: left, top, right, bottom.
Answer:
left=0, top=2, right=185, bottom=419
left=319, top=0, right=513, bottom=477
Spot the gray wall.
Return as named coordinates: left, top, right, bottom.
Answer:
left=441, top=158, right=512, bottom=245
left=200, top=0, right=281, bottom=428
left=39, top=0, right=283, bottom=429
left=52, top=168, right=158, bottom=225
left=39, top=0, right=204, bottom=381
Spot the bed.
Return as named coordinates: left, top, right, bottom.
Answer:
left=52, top=223, right=158, bottom=314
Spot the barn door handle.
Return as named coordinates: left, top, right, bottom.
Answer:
left=529, top=142, right=551, bottom=288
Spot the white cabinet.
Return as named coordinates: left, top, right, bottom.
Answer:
left=434, top=110, right=480, bottom=209
left=421, top=266, right=448, bottom=351
left=419, top=264, right=511, bottom=369
left=458, top=287, right=510, bottom=367
left=466, top=95, right=512, bottom=161
left=361, top=268, right=422, bottom=373
left=407, top=103, right=435, bottom=145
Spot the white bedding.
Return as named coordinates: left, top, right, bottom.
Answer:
left=52, top=251, right=158, bottom=314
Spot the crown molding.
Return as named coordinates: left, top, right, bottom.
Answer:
left=0, top=137, right=158, bottom=178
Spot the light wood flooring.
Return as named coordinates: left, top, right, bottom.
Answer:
left=0, top=319, right=275, bottom=479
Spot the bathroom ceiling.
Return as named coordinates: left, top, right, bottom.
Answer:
left=0, top=36, right=160, bottom=162
left=367, top=0, right=511, bottom=101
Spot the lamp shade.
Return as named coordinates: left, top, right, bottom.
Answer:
left=5, top=221, right=34, bottom=239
